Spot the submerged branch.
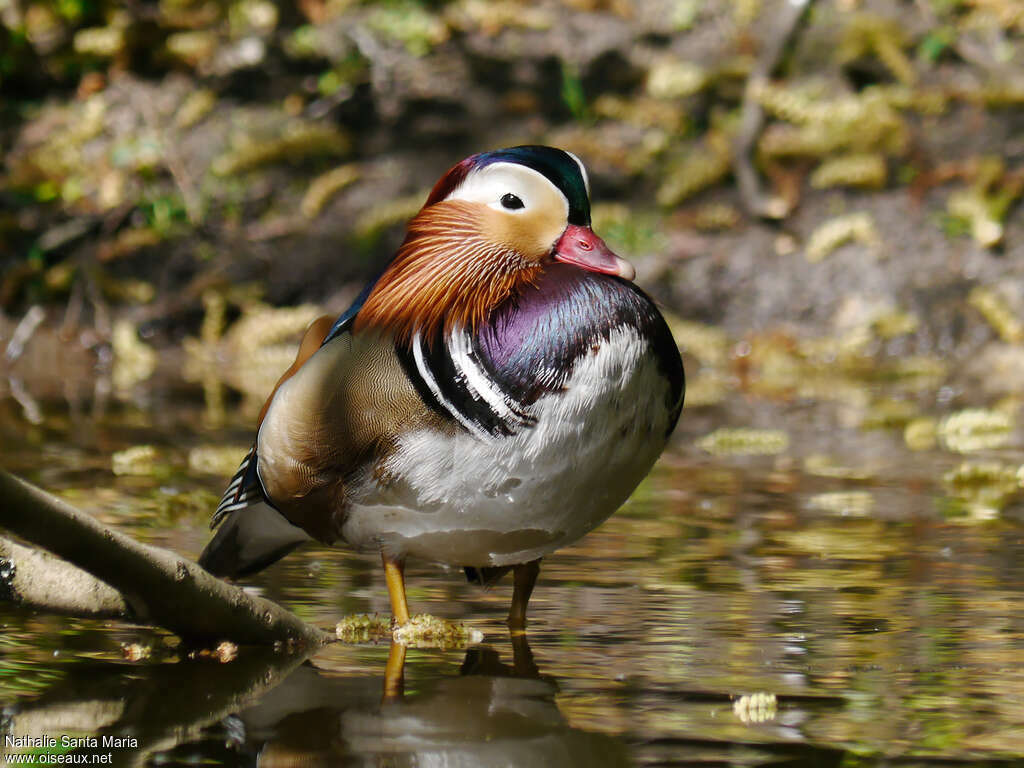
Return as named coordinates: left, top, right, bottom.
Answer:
left=0, top=468, right=333, bottom=647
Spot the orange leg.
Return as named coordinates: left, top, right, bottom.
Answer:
left=382, top=553, right=411, bottom=626
left=382, top=641, right=407, bottom=703
left=507, top=558, right=541, bottom=630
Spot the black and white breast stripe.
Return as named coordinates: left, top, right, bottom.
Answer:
left=398, top=330, right=536, bottom=440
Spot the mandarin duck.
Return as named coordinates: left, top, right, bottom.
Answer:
left=198, top=146, right=684, bottom=628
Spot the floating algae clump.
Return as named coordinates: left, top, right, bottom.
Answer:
left=733, top=692, right=777, bottom=724
left=805, top=213, right=880, bottom=263
left=939, top=409, right=1013, bottom=453
left=112, top=445, right=160, bottom=476
left=337, top=614, right=483, bottom=648
left=904, top=418, right=938, bottom=451
left=188, top=445, right=251, bottom=477
left=697, top=428, right=789, bottom=456
left=943, top=461, right=1019, bottom=519
left=803, top=454, right=877, bottom=480
left=808, top=491, right=875, bottom=517
left=393, top=615, right=483, bottom=648
left=336, top=614, right=393, bottom=644
left=111, top=320, right=157, bottom=391
left=862, top=398, right=919, bottom=429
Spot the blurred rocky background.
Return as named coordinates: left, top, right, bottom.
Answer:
left=1, top=0, right=1023, bottom=412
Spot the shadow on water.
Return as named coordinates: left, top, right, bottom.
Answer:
left=3, top=634, right=636, bottom=767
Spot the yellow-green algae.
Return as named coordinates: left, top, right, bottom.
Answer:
left=939, top=409, right=1014, bottom=453
left=803, top=454, right=877, bottom=481
left=187, top=445, right=250, bottom=477
left=861, top=398, right=919, bottom=429
left=733, top=692, right=777, bottom=724
left=838, top=14, right=916, bottom=86
left=685, top=202, right=741, bottom=231
left=111, top=445, right=160, bottom=476
left=808, top=491, right=875, bottom=517
left=945, top=157, right=1023, bottom=248
left=697, top=428, right=789, bottom=456
left=810, top=153, right=887, bottom=190
left=356, top=191, right=428, bottom=240
left=666, top=318, right=730, bottom=367
left=175, top=89, right=217, bottom=129
left=301, top=164, right=360, bottom=219
left=392, top=614, right=484, bottom=648
left=754, top=83, right=909, bottom=160
left=335, top=614, right=392, bottom=644
left=656, top=132, right=732, bottom=207
left=592, top=94, right=688, bottom=133
left=212, top=123, right=350, bottom=176
left=335, top=614, right=483, bottom=649
left=968, top=286, right=1024, bottom=344
left=646, top=58, right=707, bottom=99
left=942, top=461, right=1020, bottom=519
left=805, top=213, right=880, bottom=263
left=683, top=373, right=728, bottom=407
left=905, top=418, right=939, bottom=451
left=111, top=320, right=157, bottom=391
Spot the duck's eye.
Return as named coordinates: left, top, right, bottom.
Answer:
left=500, top=193, right=525, bottom=210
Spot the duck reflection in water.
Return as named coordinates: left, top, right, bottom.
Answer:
left=234, top=633, right=629, bottom=767
left=4, top=632, right=628, bottom=766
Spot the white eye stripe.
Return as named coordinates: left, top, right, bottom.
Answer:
left=446, top=162, right=570, bottom=219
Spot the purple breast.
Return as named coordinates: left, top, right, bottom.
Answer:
left=475, top=264, right=683, bottom=408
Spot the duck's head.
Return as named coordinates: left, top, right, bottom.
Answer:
left=355, top=146, right=635, bottom=344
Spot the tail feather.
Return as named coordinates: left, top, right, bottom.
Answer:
left=200, top=445, right=310, bottom=579
left=199, top=501, right=311, bottom=578
left=212, top=446, right=263, bottom=528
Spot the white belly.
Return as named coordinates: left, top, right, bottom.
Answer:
left=340, top=327, right=674, bottom=566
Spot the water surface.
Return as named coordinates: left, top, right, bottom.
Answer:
left=2, top=359, right=1024, bottom=767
